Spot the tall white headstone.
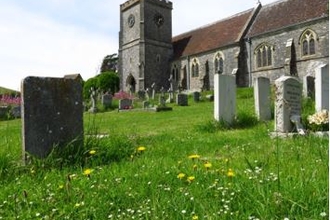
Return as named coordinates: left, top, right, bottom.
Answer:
left=274, top=76, right=302, bottom=133
left=315, top=64, right=329, bottom=111
left=214, top=74, right=236, bottom=125
left=254, top=77, right=271, bottom=121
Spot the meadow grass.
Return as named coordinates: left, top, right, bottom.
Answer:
left=0, top=88, right=328, bottom=219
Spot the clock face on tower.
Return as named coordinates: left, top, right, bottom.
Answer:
left=153, top=13, right=164, bottom=27
left=128, top=14, right=135, bottom=28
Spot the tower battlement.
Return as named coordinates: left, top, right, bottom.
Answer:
left=121, top=0, right=172, bottom=11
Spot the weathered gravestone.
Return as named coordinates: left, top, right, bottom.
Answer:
left=118, top=98, right=133, bottom=110
left=315, top=64, right=329, bottom=111
left=101, top=93, right=112, bottom=109
left=214, top=74, right=236, bottom=124
left=193, top=91, right=200, bottom=102
left=254, top=77, right=271, bottom=121
left=21, top=74, right=84, bottom=160
left=303, top=75, right=315, bottom=98
left=274, top=76, right=302, bottom=133
left=176, top=93, right=188, bottom=106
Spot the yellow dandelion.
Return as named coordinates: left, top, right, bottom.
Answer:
left=193, top=164, right=198, bottom=170
left=204, top=162, right=212, bottom=169
left=188, top=154, right=200, bottom=160
left=187, top=176, right=195, bottom=183
left=177, top=173, right=185, bottom=179
left=83, top=169, right=93, bottom=176
left=137, top=146, right=146, bottom=152
left=227, top=169, right=235, bottom=177
left=89, top=150, right=96, bottom=155
left=192, top=215, right=199, bottom=220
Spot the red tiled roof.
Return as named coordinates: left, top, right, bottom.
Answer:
left=248, top=0, right=328, bottom=37
left=172, top=9, right=255, bottom=59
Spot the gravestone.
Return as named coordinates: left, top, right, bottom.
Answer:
left=315, top=64, right=329, bottom=111
left=89, top=87, right=97, bottom=113
left=214, top=74, right=236, bottom=124
left=101, top=93, right=112, bottom=109
left=119, top=98, right=133, bottom=110
left=254, top=77, right=271, bottom=121
left=193, top=91, right=200, bottom=102
left=303, top=75, right=315, bottom=98
left=274, top=76, right=301, bottom=133
left=176, top=93, right=188, bottom=106
left=21, top=74, right=84, bottom=160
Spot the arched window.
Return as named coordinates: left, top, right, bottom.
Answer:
left=171, top=65, right=179, bottom=81
left=255, top=44, right=273, bottom=68
left=191, top=58, right=199, bottom=77
left=300, top=29, right=317, bottom=56
left=214, top=52, right=224, bottom=74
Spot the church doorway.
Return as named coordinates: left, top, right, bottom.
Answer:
left=126, top=74, right=136, bottom=93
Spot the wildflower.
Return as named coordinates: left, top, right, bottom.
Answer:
left=193, top=164, right=198, bottom=170
left=89, top=150, right=96, bottom=155
left=188, top=154, right=200, bottom=160
left=204, top=162, right=212, bottom=169
left=227, top=169, right=235, bottom=177
left=137, top=146, right=146, bottom=152
left=192, top=215, right=199, bottom=219
left=187, top=176, right=195, bottom=183
left=177, top=173, right=185, bottom=179
left=83, top=169, right=93, bottom=176
left=320, top=212, right=327, bottom=217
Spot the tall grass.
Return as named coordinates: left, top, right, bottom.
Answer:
left=0, top=88, right=328, bottom=219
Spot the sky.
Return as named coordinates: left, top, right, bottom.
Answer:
left=0, top=0, right=278, bottom=91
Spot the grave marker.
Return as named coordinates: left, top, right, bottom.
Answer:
left=176, top=93, right=188, bottom=106
left=315, top=64, right=329, bottom=111
left=254, top=77, right=271, bottom=121
left=214, top=74, right=236, bottom=124
left=21, top=74, right=84, bottom=160
left=274, top=76, right=301, bottom=133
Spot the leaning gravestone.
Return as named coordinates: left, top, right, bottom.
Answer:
left=214, top=74, right=236, bottom=124
left=254, top=77, right=271, bottom=121
left=21, top=74, right=84, bottom=160
left=274, top=76, right=301, bottom=133
left=315, top=64, right=329, bottom=111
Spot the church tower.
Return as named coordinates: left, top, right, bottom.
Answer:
left=118, top=0, right=173, bottom=93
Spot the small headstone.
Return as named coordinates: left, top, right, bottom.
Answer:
left=101, top=93, right=112, bottom=108
left=214, top=74, right=236, bottom=124
left=176, top=93, right=188, bottom=106
left=119, top=98, right=133, bottom=110
left=21, top=74, right=84, bottom=160
left=274, top=76, right=302, bottom=133
left=303, top=75, right=315, bottom=98
left=254, top=77, right=271, bottom=121
left=193, top=91, right=200, bottom=102
left=315, top=64, right=329, bottom=111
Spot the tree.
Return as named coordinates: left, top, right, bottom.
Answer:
left=97, top=71, right=120, bottom=94
left=100, top=54, right=118, bottom=73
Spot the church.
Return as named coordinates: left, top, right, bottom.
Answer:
left=118, top=0, right=328, bottom=93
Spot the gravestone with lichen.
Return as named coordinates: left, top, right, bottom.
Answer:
left=21, top=74, right=84, bottom=161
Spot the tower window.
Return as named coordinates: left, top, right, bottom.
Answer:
left=255, top=44, right=273, bottom=68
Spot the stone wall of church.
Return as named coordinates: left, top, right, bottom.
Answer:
left=173, top=45, right=241, bottom=91
left=249, top=18, right=329, bottom=84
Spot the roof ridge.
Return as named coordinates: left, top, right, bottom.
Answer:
left=173, top=7, right=255, bottom=39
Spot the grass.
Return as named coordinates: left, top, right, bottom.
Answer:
left=0, top=88, right=328, bottom=219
